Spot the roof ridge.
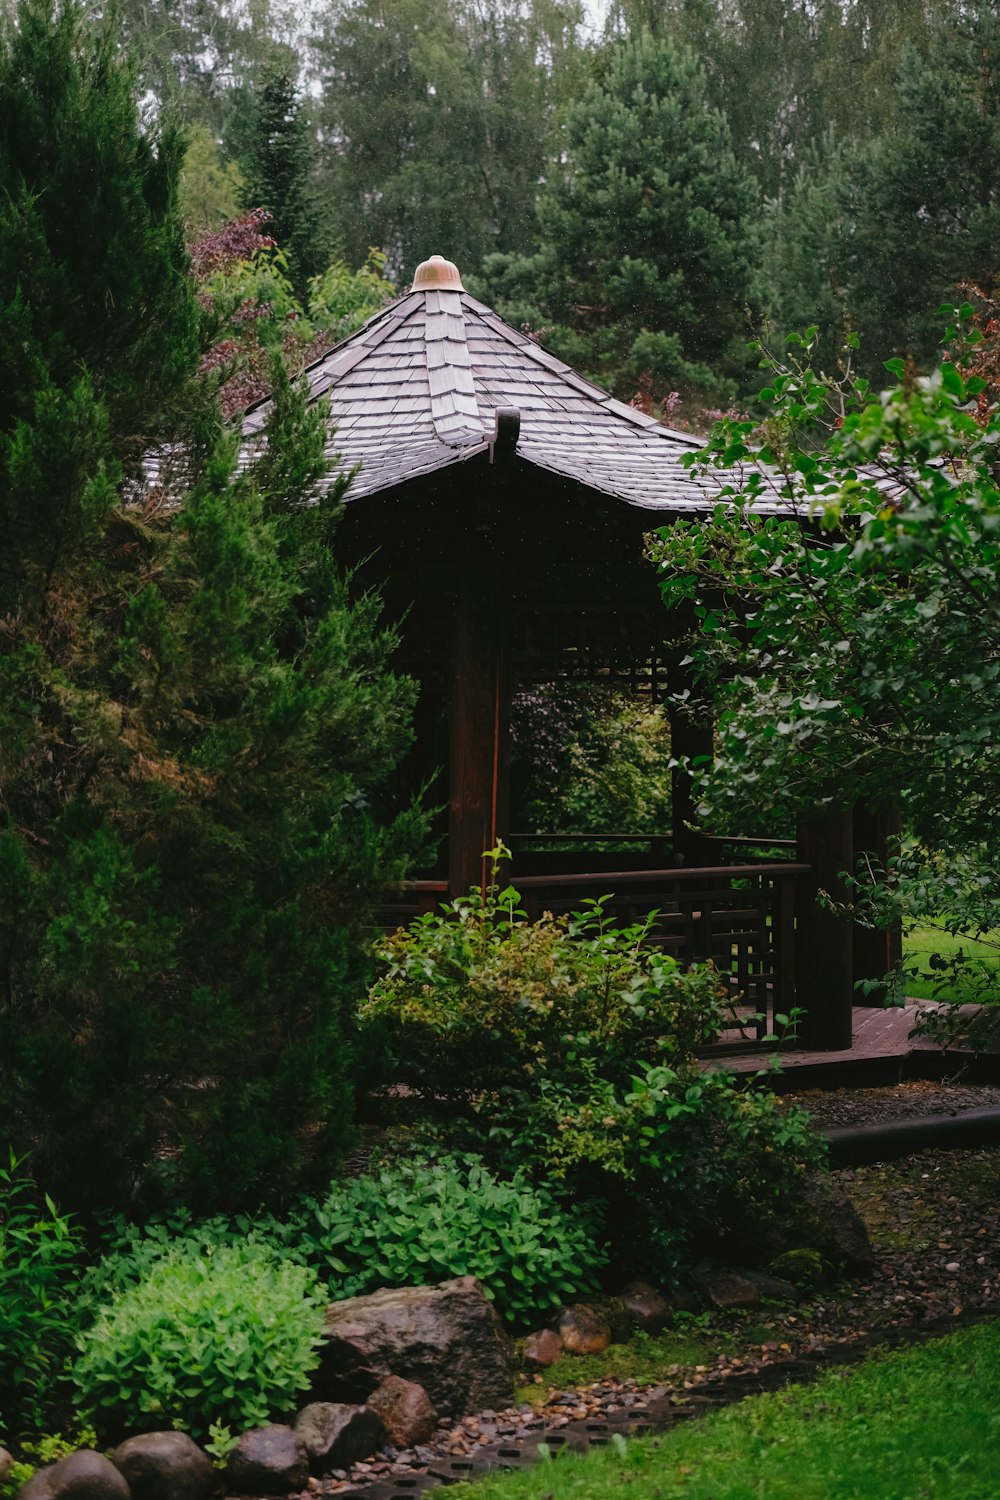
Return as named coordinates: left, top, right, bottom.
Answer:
left=459, top=292, right=703, bottom=450
left=423, top=288, right=485, bottom=448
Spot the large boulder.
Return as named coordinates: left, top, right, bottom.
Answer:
left=293, top=1403, right=385, bottom=1474
left=17, top=1451, right=130, bottom=1499
left=225, top=1425, right=307, bottom=1497
left=316, top=1277, right=514, bottom=1416
left=111, top=1432, right=213, bottom=1500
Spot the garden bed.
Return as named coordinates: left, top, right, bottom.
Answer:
left=304, top=1111, right=1000, bottom=1496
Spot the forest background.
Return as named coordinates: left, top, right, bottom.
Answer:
left=145, top=0, right=1000, bottom=418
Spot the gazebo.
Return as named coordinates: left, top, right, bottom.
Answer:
left=244, top=255, right=897, bottom=1053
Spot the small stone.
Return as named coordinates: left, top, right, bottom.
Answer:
left=522, top=1329, right=563, bottom=1367
left=691, top=1261, right=761, bottom=1310
left=294, top=1402, right=385, bottom=1473
left=558, top=1304, right=612, bottom=1355
left=620, top=1281, right=671, bottom=1335
left=367, top=1378, right=438, bottom=1449
left=21, top=1451, right=130, bottom=1499
left=945, top=1262, right=961, bottom=1273
left=111, top=1431, right=214, bottom=1500
left=226, top=1425, right=309, bottom=1495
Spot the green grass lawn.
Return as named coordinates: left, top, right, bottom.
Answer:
left=902, top=925, right=1000, bottom=1002
left=453, top=1320, right=1000, bottom=1500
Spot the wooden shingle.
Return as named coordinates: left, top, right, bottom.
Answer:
left=242, top=280, right=780, bottom=512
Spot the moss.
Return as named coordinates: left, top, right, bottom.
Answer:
left=514, top=1326, right=739, bottom=1405
left=767, top=1249, right=826, bottom=1294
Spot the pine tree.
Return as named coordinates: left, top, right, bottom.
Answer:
left=237, top=67, right=330, bottom=298
left=837, top=3, right=1000, bottom=373
left=0, top=0, right=423, bottom=1214
left=481, top=30, right=761, bottom=406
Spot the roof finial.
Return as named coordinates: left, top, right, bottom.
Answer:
left=411, top=254, right=465, bottom=292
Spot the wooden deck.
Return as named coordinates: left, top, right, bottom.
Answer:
left=706, top=1002, right=1000, bottom=1088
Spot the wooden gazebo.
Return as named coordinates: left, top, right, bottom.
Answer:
left=244, top=254, right=897, bottom=1053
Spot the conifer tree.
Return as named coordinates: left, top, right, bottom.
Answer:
left=0, top=0, right=422, bottom=1214
left=237, top=68, right=330, bottom=299
left=481, top=30, right=760, bottom=406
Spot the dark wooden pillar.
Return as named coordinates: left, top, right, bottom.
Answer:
left=448, top=565, right=511, bottom=899
left=795, top=802, right=854, bottom=1050
left=852, top=802, right=903, bottom=1004
left=669, top=674, right=714, bottom=865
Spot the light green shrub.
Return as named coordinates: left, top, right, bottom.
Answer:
left=72, top=1242, right=327, bottom=1440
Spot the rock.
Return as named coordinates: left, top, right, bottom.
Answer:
left=317, top=1277, right=514, bottom=1416
left=620, top=1281, right=671, bottom=1335
left=557, top=1304, right=612, bottom=1355
left=366, top=1377, right=438, bottom=1448
left=17, top=1451, right=130, bottom=1499
left=725, top=1174, right=876, bottom=1272
left=585, top=1296, right=632, bottom=1343
left=17, top=1469, right=55, bottom=1500
left=111, top=1432, right=213, bottom=1500
left=742, top=1269, right=800, bottom=1303
left=225, top=1425, right=308, bottom=1496
left=522, top=1329, right=563, bottom=1368
left=691, top=1261, right=761, bottom=1309
left=0, top=1450, right=13, bottom=1487
left=293, top=1403, right=385, bottom=1475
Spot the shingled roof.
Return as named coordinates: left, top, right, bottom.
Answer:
left=242, top=255, right=762, bottom=513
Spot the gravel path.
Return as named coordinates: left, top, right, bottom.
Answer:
left=782, top=1078, right=1000, bottom=1128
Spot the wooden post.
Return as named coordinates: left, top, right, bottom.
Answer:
left=852, top=802, right=904, bottom=1005
left=795, top=802, right=854, bottom=1050
left=669, top=666, right=714, bottom=865
left=447, top=565, right=511, bottom=900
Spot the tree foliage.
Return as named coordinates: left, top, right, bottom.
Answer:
left=313, top=0, right=583, bottom=281
left=647, top=311, right=1000, bottom=988
left=0, top=0, right=423, bottom=1215
left=236, top=67, right=330, bottom=298
left=480, top=30, right=760, bottom=407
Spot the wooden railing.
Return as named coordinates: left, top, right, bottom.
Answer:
left=379, top=861, right=811, bottom=1053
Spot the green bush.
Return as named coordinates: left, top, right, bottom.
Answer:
left=363, top=853, right=729, bottom=1105
left=364, top=853, right=825, bottom=1283
left=72, top=1242, right=327, bottom=1441
left=79, top=1207, right=302, bottom=1318
left=459, top=1064, right=825, bottom=1279
left=0, top=1151, right=84, bottom=1433
left=293, top=1153, right=606, bottom=1326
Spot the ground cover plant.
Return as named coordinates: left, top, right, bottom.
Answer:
left=449, top=1318, right=1000, bottom=1500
